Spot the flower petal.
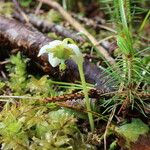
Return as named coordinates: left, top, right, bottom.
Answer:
left=38, top=44, right=51, bottom=57
left=48, top=40, right=62, bottom=49
left=67, top=44, right=81, bottom=56
left=38, top=40, right=62, bottom=57
left=48, top=53, right=61, bottom=67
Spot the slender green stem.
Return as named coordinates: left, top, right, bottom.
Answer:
left=62, top=0, right=67, bottom=10
left=119, top=0, right=128, bottom=28
left=127, top=56, right=133, bottom=104
left=139, top=10, right=150, bottom=32
left=127, top=58, right=132, bottom=84
left=77, top=61, right=94, bottom=132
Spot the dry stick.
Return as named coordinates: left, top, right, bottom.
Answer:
left=104, top=105, right=116, bottom=150
left=12, top=0, right=29, bottom=23
left=44, top=90, right=150, bottom=103
left=44, top=89, right=103, bottom=102
left=72, top=13, right=117, bottom=34
left=35, top=1, right=43, bottom=15
left=39, top=0, right=115, bottom=65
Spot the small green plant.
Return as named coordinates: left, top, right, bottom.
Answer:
left=47, top=9, right=63, bottom=23
left=38, top=38, right=95, bottom=131
left=99, top=0, right=150, bottom=115
left=27, top=75, right=56, bottom=98
left=5, top=52, right=57, bottom=98
left=96, top=2, right=150, bottom=148
left=6, top=52, right=29, bottom=95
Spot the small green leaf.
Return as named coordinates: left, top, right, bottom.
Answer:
left=59, top=61, right=67, bottom=71
left=0, top=81, right=5, bottom=91
left=115, top=118, right=149, bottom=148
left=6, top=121, right=22, bottom=135
left=117, top=35, right=130, bottom=55
left=36, top=121, right=49, bottom=138
left=109, top=140, right=117, bottom=150
left=47, top=9, right=62, bottom=23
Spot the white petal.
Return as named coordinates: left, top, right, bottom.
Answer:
left=67, top=44, right=81, bottom=56
left=48, top=53, right=61, bottom=67
left=38, top=44, right=51, bottom=57
left=38, top=40, right=62, bottom=57
left=48, top=40, right=62, bottom=49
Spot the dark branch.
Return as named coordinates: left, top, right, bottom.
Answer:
left=0, top=16, right=114, bottom=92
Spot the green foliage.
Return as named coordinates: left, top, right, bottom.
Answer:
left=19, top=0, right=32, bottom=7
left=6, top=53, right=57, bottom=97
left=46, top=9, right=63, bottom=23
left=109, top=140, right=117, bottom=150
left=0, top=104, right=95, bottom=150
left=6, top=53, right=28, bottom=95
left=97, top=0, right=150, bottom=116
left=0, top=2, right=14, bottom=17
left=99, top=0, right=149, bottom=25
left=51, top=44, right=74, bottom=60
left=1, top=52, right=96, bottom=148
left=27, top=75, right=56, bottom=97
left=0, top=1, right=149, bottom=149
left=0, top=81, right=5, bottom=93
left=139, top=10, right=150, bottom=32
left=117, top=32, right=133, bottom=56
left=115, top=118, right=149, bottom=148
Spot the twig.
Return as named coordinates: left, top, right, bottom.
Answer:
left=35, top=1, right=43, bottom=15
left=0, top=60, right=10, bottom=65
left=39, top=0, right=115, bottom=65
left=12, top=0, right=29, bottom=23
left=72, top=13, right=117, bottom=34
left=0, top=95, right=37, bottom=99
left=98, top=35, right=116, bottom=45
left=103, top=105, right=116, bottom=150
left=43, top=89, right=102, bottom=102
left=0, top=71, right=7, bottom=79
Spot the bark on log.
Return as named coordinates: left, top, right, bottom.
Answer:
left=13, top=12, right=112, bottom=51
left=13, top=12, right=85, bottom=43
left=0, top=15, right=114, bottom=92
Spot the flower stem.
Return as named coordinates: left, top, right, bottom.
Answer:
left=77, top=61, right=94, bottom=132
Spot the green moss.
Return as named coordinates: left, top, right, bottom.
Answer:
left=0, top=104, right=95, bottom=150
left=0, top=2, right=14, bottom=17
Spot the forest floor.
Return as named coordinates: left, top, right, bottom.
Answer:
left=0, top=1, right=150, bottom=150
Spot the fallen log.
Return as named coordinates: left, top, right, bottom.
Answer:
left=13, top=12, right=112, bottom=51
left=13, top=12, right=85, bottom=43
left=0, top=15, right=114, bottom=93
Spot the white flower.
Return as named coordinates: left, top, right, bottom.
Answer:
left=38, top=39, right=82, bottom=67
left=38, top=40, right=62, bottom=67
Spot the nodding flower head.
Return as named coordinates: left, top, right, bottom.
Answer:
left=38, top=39, right=82, bottom=67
